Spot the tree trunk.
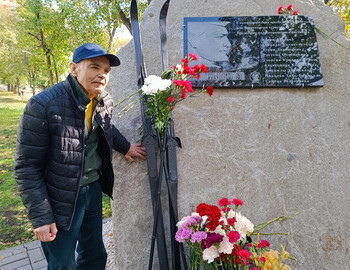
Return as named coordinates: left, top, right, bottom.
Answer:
left=51, top=53, right=59, bottom=83
left=118, top=9, right=132, bottom=34
left=34, top=11, right=55, bottom=86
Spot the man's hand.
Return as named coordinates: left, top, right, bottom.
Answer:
left=125, top=144, right=146, bottom=162
left=34, top=223, right=58, bottom=242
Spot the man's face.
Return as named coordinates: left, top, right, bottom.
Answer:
left=70, top=56, right=111, bottom=98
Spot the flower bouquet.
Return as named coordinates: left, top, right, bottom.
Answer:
left=116, top=53, right=213, bottom=135
left=176, top=198, right=299, bottom=270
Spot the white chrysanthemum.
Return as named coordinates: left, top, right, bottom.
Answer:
left=141, top=75, right=171, bottom=95
left=218, top=237, right=234, bottom=254
left=234, top=212, right=254, bottom=240
left=203, top=246, right=219, bottom=263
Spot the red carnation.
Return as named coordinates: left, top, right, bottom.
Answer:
left=188, top=53, right=198, bottom=61
left=258, top=239, right=270, bottom=249
left=227, top=230, right=240, bottom=243
left=189, top=67, right=195, bottom=76
left=219, top=198, right=231, bottom=207
left=194, top=64, right=200, bottom=73
left=206, top=86, right=213, bottom=96
left=167, top=96, right=174, bottom=103
left=228, top=217, right=237, bottom=226
left=293, top=10, right=299, bottom=15
left=200, top=64, right=208, bottom=73
left=237, top=250, right=251, bottom=265
left=278, top=6, right=284, bottom=14
left=182, top=64, right=190, bottom=74
left=232, top=198, right=243, bottom=206
left=182, top=58, right=189, bottom=64
left=287, top=4, right=293, bottom=10
left=196, top=203, right=210, bottom=216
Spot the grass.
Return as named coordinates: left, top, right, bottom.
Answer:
left=0, top=91, right=112, bottom=251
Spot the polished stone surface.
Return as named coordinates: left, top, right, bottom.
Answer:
left=184, top=16, right=324, bottom=88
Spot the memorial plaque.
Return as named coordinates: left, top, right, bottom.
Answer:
left=183, top=16, right=324, bottom=88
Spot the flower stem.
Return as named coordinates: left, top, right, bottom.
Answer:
left=253, top=211, right=303, bottom=234
left=314, top=26, right=350, bottom=50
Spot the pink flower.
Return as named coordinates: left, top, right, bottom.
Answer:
left=183, top=80, right=193, bottom=92
left=190, top=231, right=207, bottom=243
left=260, top=257, right=266, bottom=262
left=247, top=243, right=252, bottom=248
left=167, top=96, right=174, bottom=103
left=189, top=67, right=195, bottom=76
left=219, top=198, right=231, bottom=206
left=175, top=226, right=192, bottom=242
left=227, top=231, right=240, bottom=243
left=188, top=53, right=198, bottom=61
left=232, top=198, right=243, bottom=206
left=293, top=10, right=299, bottom=15
left=287, top=4, right=293, bottom=10
left=206, top=86, right=213, bottom=96
left=278, top=6, right=284, bottom=14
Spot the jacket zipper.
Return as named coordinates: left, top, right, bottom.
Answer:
left=67, top=113, right=86, bottom=230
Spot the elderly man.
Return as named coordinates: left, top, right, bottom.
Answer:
left=14, top=43, right=146, bottom=269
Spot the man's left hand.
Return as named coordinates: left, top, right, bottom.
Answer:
left=125, top=144, right=146, bottom=162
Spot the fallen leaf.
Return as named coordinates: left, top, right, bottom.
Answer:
left=15, top=240, right=21, bottom=245
left=107, top=233, right=113, bottom=237
left=0, top=256, right=4, bottom=260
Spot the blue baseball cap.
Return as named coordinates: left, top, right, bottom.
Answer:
left=73, top=43, right=120, bottom=66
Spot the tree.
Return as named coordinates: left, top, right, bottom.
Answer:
left=88, top=0, right=149, bottom=52
left=0, top=4, right=27, bottom=93
left=0, top=0, right=150, bottom=90
left=325, top=0, right=350, bottom=37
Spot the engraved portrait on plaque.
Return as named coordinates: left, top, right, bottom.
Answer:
left=183, top=16, right=324, bottom=88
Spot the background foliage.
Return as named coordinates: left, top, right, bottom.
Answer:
left=0, top=0, right=349, bottom=93
left=0, top=0, right=149, bottom=94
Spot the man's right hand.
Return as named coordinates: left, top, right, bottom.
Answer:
left=33, top=223, right=58, bottom=242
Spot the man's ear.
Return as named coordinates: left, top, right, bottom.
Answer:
left=70, top=62, right=78, bottom=77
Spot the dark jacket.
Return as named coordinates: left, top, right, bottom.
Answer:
left=14, top=78, right=130, bottom=230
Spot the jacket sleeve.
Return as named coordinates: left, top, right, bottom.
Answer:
left=14, top=97, right=55, bottom=229
left=111, top=125, right=131, bottom=155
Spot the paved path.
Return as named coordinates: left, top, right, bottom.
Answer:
left=0, top=240, right=46, bottom=270
left=0, top=218, right=114, bottom=270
